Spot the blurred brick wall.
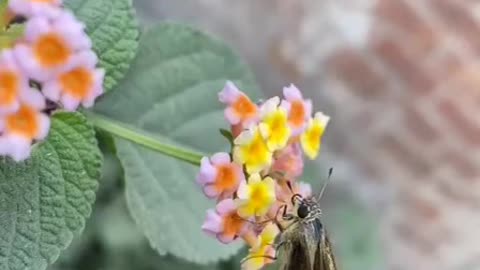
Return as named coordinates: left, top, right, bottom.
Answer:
left=135, top=0, right=480, bottom=269
left=279, top=0, right=480, bottom=269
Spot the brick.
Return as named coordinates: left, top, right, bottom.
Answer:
left=436, top=178, right=472, bottom=205
left=268, top=41, right=303, bottom=81
left=327, top=49, right=388, bottom=99
left=347, top=148, right=385, bottom=181
left=348, top=109, right=377, bottom=130
left=372, top=39, right=435, bottom=95
left=445, top=67, right=480, bottom=105
left=376, top=0, right=438, bottom=55
left=394, top=222, right=416, bottom=243
left=427, top=52, right=464, bottom=82
left=326, top=129, right=353, bottom=155
left=358, top=159, right=384, bottom=181
left=379, top=134, right=431, bottom=175
left=394, top=222, right=436, bottom=254
left=437, top=99, right=480, bottom=145
left=403, top=193, right=441, bottom=221
left=427, top=0, right=480, bottom=54
left=440, top=151, right=478, bottom=180
left=403, top=107, right=439, bottom=143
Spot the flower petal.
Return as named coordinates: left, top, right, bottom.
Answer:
left=196, top=157, right=216, bottom=185
left=211, top=152, right=231, bottom=165
left=61, top=93, right=81, bottom=111
left=259, top=96, right=280, bottom=118
left=201, top=209, right=223, bottom=235
left=283, top=84, right=303, bottom=101
left=218, top=80, right=241, bottom=104
left=35, top=114, right=51, bottom=140
left=224, top=107, right=241, bottom=125
left=2, top=135, right=31, bottom=161
left=218, top=233, right=236, bottom=244
left=19, top=88, right=46, bottom=110
left=298, top=182, right=312, bottom=198
left=236, top=180, right=250, bottom=199
left=216, top=199, right=237, bottom=215
left=24, top=16, right=51, bottom=42
left=43, top=81, right=62, bottom=101
left=203, top=185, right=220, bottom=198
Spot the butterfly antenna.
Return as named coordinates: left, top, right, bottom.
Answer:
left=317, top=167, right=333, bottom=201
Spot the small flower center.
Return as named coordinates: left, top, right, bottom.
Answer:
left=248, top=133, right=268, bottom=159
left=269, top=112, right=287, bottom=140
left=222, top=213, right=244, bottom=238
left=59, top=67, right=94, bottom=99
left=289, top=100, right=305, bottom=127
left=233, top=95, right=256, bottom=119
left=0, top=71, right=18, bottom=105
left=306, top=125, right=322, bottom=149
left=34, top=33, right=71, bottom=68
left=6, top=105, right=38, bottom=138
left=271, top=114, right=283, bottom=132
left=249, top=183, right=271, bottom=210
left=214, top=164, right=238, bottom=191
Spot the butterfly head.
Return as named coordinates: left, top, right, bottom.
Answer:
left=289, top=194, right=321, bottom=223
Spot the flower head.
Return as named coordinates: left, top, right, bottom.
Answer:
left=0, top=49, right=29, bottom=115
left=42, top=51, right=104, bottom=111
left=9, top=0, right=62, bottom=18
left=236, top=173, right=276, bottom=218
left=242, top=223, right=279, bottom=270
left=301, top=112, right=330, bottom=160
left=233, top=126, right=272, bottom=174
left=197, top=152, right=244, bottom=199
left=0, top=0, right=103, bottom=162
left=14, top=12, right=91, bottom=82
left=283, top=84, right=312, bottom=136
left=197, top=81, right=331, bottom=270
left=219, top=81, right=258, bottom=126
left=202, top=199, right=248, bottom=244
left=0, top=89, right=50, bottom=161
left=258, top=96, right=291, bottom=151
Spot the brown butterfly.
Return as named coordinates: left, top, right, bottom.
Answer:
left=275, top=195, right=337, bottom=270
left=241, top=169, right=338, bottom=270
left=275, top=168, right=337, bottom=270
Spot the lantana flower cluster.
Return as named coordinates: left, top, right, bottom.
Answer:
left=0, top=0, right=104, bottom=161
left=196, top=81, right=329, bottom=270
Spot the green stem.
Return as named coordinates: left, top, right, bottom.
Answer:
left=85, top=112, right=203, bottom=166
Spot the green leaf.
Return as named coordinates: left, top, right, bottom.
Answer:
left=0, top=0, right=7, bottom=21
left=0, top=24, right=24, bottom=49
left=219, top=129, right=234, bottom=147
left=93, top=23, right=261, bottom=263
left=65, top=0, right=139, bottom=92
left=0, top=112, right=102, bottom=270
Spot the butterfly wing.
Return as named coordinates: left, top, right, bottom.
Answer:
left=313, top=230, right=337, bottom=270
left=281, top=235, right=313, bottom=270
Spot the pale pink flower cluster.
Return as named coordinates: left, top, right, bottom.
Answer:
left=196, top=82, right=330, bottom=270
left=0, top=0, right=104, bottom=161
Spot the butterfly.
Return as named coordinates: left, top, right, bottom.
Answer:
left=275, top=168, right=337, bottom=270
left=241, top=169, right=338, bottom=270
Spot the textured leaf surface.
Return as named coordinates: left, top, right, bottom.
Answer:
left=94, top=23, right=261, bottom=263
left=0, top=112, right=102, bottom=270
left=65, top=0, right=139, bottom=92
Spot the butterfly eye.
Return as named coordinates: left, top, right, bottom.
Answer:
left=297, top=204, right=309, bottom=219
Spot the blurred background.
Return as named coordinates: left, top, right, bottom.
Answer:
left=51, top=1, right=480, bottom=270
